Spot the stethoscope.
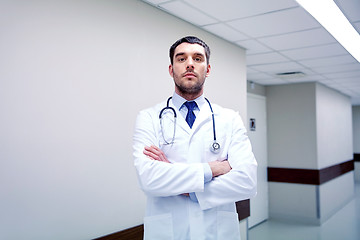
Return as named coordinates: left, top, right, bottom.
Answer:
left=159, top=97, right=221, bottom=154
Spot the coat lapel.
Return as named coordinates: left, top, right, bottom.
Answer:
left=168, top=100, right=192, bottom=135
left=190, top=102, right=213, bottom=135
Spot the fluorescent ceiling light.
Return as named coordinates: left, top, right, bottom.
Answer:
left=296, top=0, right=360, bottom=63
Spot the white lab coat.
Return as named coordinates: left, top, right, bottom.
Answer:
left=133, top=97, right=257, bottom=240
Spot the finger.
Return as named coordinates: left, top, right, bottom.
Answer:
left=144, top=146, right=160, bottom=158
left=151, top=146, right=169, bottom=163
left=143, top=146, right=170, bottom=163
left=143, top=149, right=157, bottom=160
left=144, top=146, right=161, bottom=159
left=146, top=145, right=170, bottom=163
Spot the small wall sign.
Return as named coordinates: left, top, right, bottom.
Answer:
left=250, top=118, right=256, bottom=131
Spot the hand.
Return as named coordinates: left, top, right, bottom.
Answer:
left=208, top=160, right=231, bottom=177
left=144, top=146, right=188, bottom=196
left=143, top=145, right=170, bottom=163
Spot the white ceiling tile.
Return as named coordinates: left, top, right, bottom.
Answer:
left=290, top=74, right=326, bottom=81
left=247, top=52, right=288, bottom=65
left=312, top=63, right=360, bottom=74
left=336, top=77, right=360, bottom=84
left=335, top=84, right=360, bottom=90
left=142, top=0, right=170, bottom=5
left=247, top=72, right=274, bottom=80
left=339, top=85, right=360, bottom=91
left=202, top=23, right=248, bottom=42
left=299, top=55, right=357, bottom=68
left=336, top=88, right=354, bottom=97
left=250, top=61, right=304, bottom=74
left=246, top=67, right=260, bottom=74
left=318, top=79, right=334, bottom=85
left=351, top=87, right=360, bottom=92
left=227, top=7, right=320, bottom=38
left=145, top=0, right=360, bottom=101
left=324, top=82, right=344, bottom=90
left=285, top=77, right=318, bottom=83
left=252, top=78, right=289, bottom=85
left=281, top=43, right=348, bottom=60
left=335, top=0, right=360, bottom=22
left=236, top=39, right=272, bottom=55
left=258, top=28, right=336, bottom=51
left=344, top=90, right=360, bottom=97
left=353, top=21, right=360, bottom=34
left=352, top=97, right=360, bottom=105
left=341, top=88, right=356, bottom=94
left=159, top=1, right=217, bottom=26
left=323, top=70, right=360, bottom=79
left=184, top=0, right=298, bottom=22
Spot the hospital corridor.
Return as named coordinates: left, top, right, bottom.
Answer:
left=249, top=182, right=360, bottom=240
left=1, top=0, right=360, bottom=239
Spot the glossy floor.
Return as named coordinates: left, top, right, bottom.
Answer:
left=249, top=182, right=360, bottom=240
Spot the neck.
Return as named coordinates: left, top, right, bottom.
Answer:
left=175, top=89, right=203, bottom=101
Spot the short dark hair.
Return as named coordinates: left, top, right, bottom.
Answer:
left=169, top=36, right=211, bottom=65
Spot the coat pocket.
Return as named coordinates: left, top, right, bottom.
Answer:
left=217, top=211, right=241, bottom=240
left=144, top=213, right=174, bottom=240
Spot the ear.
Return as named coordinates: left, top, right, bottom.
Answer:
left=206, top=64, right=211, bottom=77
left=169, top=64, right=174, bottom=77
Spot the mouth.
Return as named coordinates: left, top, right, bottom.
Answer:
left=183, top=71, right=197, bottom=78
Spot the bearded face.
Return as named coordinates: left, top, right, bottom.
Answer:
left=169, top=42, right=210, bottom=99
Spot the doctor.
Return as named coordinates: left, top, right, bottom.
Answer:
left=133, top=36, right=257, bottom=240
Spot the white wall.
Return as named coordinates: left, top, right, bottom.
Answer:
left=269, top=182, right=318, bottom=223
left=266, top=82, right=354, bottom=225
left=247, top=94, right=269, bottom=228
left=247, top=81, right=266, bottom=97
left=266, top=82, right=317, bottom=169
left=0, top=1, right=247, bottom=239
left=315, top=84, right=354, bottom=223
left=352, top=106, right=360, bottom=182
left=319, top=171, right=355, bottom=222
left=316, top=84, right=353, bottom=169
left=353, top=106, right=360, bottom=153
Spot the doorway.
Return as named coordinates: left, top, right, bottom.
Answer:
left=247, top=93, right=269, bottom=228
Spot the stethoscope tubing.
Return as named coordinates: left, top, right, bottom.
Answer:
left=159, top=97, right=220, bottom=153
left=205, top=97, right=217, bottom=144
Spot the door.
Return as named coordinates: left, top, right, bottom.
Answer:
left=247, top=93, right=269, bottom=228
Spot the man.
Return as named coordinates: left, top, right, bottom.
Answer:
left=133, top=36, right=257, bottom=240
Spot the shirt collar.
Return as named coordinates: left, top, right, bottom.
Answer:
left=172, top=92, right=206, bottom=111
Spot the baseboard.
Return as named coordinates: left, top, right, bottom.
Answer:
left=93, top=225, right=143, bottom=240
left=268, top=159, right=354, bottom=185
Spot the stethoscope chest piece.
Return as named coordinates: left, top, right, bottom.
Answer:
left=210, top=141, right=221, bottom=154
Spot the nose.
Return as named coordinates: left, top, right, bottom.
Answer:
left=186, top=58, right=194, bottom=70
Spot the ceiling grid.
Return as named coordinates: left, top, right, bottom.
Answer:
left=142, top=0, right=360, bottom=105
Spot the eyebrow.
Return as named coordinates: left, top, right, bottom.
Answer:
left=175, top=52, right=205, bottom=58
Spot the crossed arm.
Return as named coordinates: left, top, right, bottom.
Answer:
left=143, top=145, right=231, bottom=178
left=134, top=109, right=257, bottom=209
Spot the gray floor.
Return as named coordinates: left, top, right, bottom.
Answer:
left=249, top=182, right=360, bottom=240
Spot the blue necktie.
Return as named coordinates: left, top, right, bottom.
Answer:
left=184, top=101, right=197, bottom=128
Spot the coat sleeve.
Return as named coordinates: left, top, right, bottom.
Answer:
left=195, top=112, right=258, bottom=210
left=133, top=109, right=205, bottom=197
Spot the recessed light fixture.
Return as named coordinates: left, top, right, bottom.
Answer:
left=296, top=0, right=360, bottom=63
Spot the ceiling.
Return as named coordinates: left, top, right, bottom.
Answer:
left=142, top=0, right=360, bottom=105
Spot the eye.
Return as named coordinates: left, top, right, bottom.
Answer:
left=194, top=56, right=203, bottom=62
left=177, top=57, right=185, bottom=62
